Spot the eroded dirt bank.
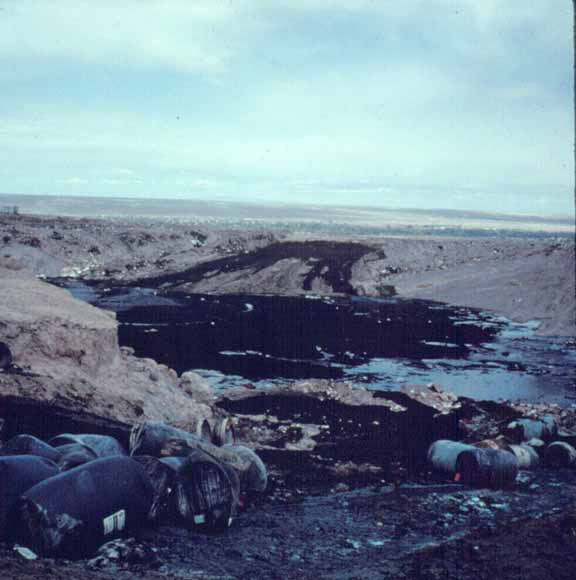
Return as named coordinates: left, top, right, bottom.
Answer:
left=0, top=258, right=215, bottom=425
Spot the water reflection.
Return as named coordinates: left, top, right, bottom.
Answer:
left=54, top=281, right=576, bottom=404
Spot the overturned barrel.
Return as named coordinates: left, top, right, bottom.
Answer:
left=507, top=444, right=540, bottom=470
left=130, top=421, right=204, bottom=457
left=0, top=455, right=59, bottom=542
left=172, top=449, right=239, bottom=532
left=221, top=444, right=267, bottom=493
left=427, top=440, right=476, bottom=477
left=133, top=455, right=178, bottom=523
left=544, top=441, right=576, bottom=468
left=17, top=456, right=154, bottom=558
left=0, top=434, right=62, bottom=463
left=506, top=417, right=558, bottom=442
left=454, top=448, right=518, bottom=487
left=54, top=442, right=98, bottom=471
left=49, top=433, right=127, bottom=459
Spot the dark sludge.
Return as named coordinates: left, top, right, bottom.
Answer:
left=0, top=455, right=59, bottom=542
left=0, top=434, right=62, bottom=463
left=166, top=449, right=239, bottom=533
left=49, top=433, right=127, bottom=458
left=16, top=456, right=154, bottom=559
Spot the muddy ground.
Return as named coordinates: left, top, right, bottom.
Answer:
left=1, top=212, right=575, bottom=578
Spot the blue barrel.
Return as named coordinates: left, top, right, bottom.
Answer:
left=455, top=448, right=518, bottom=487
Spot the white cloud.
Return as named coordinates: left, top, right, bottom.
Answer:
left=59, top=176, right=89, bottom=185
left=0, top=1, right=572, bottom=217
left=0, top=0, right=259, bottom=72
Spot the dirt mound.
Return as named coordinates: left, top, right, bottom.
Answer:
left=0, top=260, right=212, bottom=425
left=133, top=240, right=385, bottom=296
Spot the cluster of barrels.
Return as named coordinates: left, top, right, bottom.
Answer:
left=0, top=420, right=267, bottom=559
left=428, top=415, right=576, bottom=488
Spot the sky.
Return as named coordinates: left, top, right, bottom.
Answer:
left=0, top=0, right=574, bottom=217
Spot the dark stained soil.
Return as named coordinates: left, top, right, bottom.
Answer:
left=131, top=241, right=384, bottom=295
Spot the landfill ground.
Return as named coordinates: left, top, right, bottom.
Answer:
left=1, top=212, right=575, bottom=578
left=1, top=466, right=576, bottom=579
left=2, top=384, right=576, bottom=580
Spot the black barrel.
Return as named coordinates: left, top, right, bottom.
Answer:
left=0, top=434, right=62, bottom=463
left=0, top=342, right=12, bottom=370
left=454, top=448, right=518, bottom=487
left=17, top=456, right=154, bottom=558
left=172, top=449, right=238, bottom=532
left=132, top=455, right=177, bottom=523
left=0, top=455, right=59, bottom=541
left=545, top=441, right=576, bottom=468
left=54, top=442, right=98, bottom=471
left=49, top=433, right=127, bottom=458
left=129, top=421, right=203, bottom=457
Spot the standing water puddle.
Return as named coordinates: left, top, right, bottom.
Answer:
left=55, top=281, right=576, bottom=404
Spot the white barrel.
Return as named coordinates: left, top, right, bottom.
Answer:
left=213, top=417, right=235, bottom=447
left=507, top=444, right=540, bottom=469
left=427, top=440, right=476, bottom=474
